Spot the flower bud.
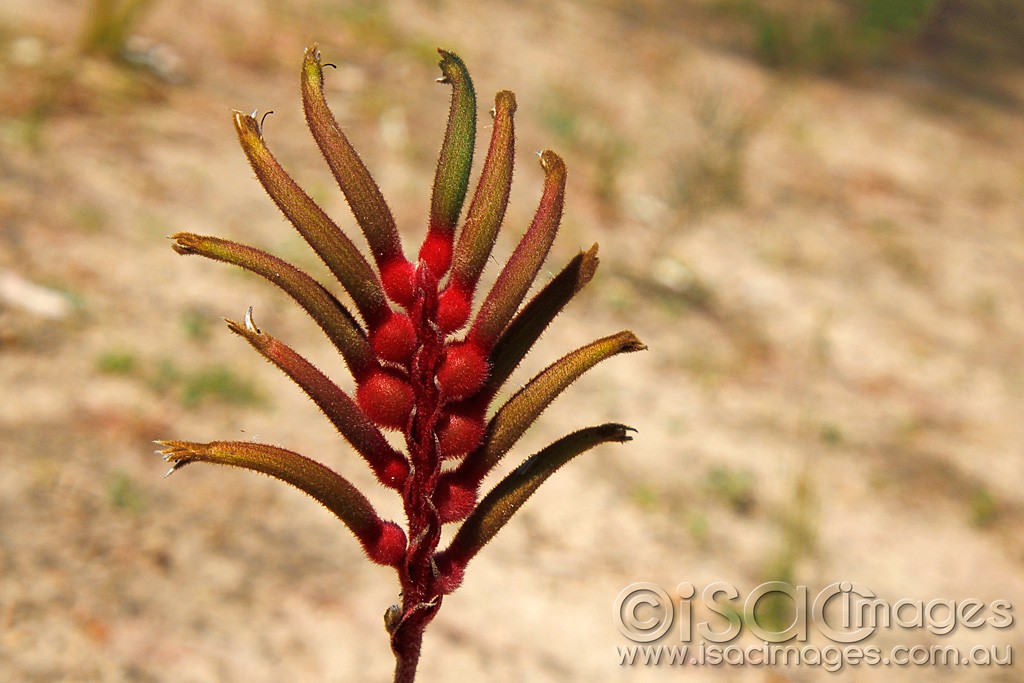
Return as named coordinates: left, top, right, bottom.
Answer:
left=419, top=230, right=453, bottom=278
left=370, top=312, right=416, bottom=364
left=436, top=477, right=478, bottom=524
left=367, top=520, right=407, bottom=567
left=437, top=410, right=485, bottom=459
left=380, top=259, right=416, bottom=307
left=436, top=343, right=488, bottom=400
left=436, top=285, right=471, bottom=333
left=356, top=368, right=414, bottom=430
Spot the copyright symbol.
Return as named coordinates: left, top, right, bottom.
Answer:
left=613, top=583, right=674, bottom=642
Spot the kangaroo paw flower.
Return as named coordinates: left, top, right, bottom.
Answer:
left=161, top=45, right=641, bottom=683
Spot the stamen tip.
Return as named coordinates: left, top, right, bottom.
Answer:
left=244, top=306, right=259, bottom=333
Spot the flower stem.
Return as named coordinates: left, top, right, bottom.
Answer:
left=390, top=265, right=446, bottom=680
left=392, top=619, right=426, bottom=683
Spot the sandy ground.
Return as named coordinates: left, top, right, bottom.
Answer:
left=2, top=1, right=1023, bottom=681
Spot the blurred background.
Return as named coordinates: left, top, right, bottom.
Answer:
left=2, top=0, right=1023, bottom=680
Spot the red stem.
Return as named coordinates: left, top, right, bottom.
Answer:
left=391, top=265, right=446, bottom=681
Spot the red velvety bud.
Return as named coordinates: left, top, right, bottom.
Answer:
left=438, top=562, right=465, bottom=595
left=436, top=478, right=478, bottom=524
left=380, top=457, right=409, bottom=489
left=419, top=230, right=453, bottom=279
left=436, top=343, right=488, bottom=400
left=436, top=285, right=471, bottom=333
left=356, top=369, right=414, bottom=430
left=437, top=411, right=485, bottom=459
left=370, top=312, right=416, bottom=364
left=380, top=259, right=416, bottom=307
left=367, top=520, right=407, bottom=567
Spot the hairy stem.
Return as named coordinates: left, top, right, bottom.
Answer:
left=390, top=267, right=445, bottom=678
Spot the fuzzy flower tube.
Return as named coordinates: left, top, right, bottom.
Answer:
left=158, top=45, right=644, bottom=682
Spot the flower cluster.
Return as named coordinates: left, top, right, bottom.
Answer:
left=158, top=45, right=643, bottom=681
